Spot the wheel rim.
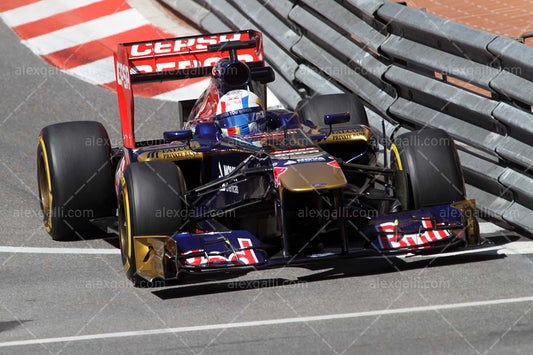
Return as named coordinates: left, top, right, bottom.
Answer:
left=118, top=191, right=128, bottom=266
left=38, top=152, right=52, bottom=229
left=390, top=144, right=410, bottom=210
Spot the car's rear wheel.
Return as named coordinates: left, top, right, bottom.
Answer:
left=118, top=161, right=186, bottom=286
left=37, top=121, right=116, bottom=240
left=391, top=128, right=466, bottom=209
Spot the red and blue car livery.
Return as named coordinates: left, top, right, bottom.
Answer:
left=36, top=30, right=481, bottom=286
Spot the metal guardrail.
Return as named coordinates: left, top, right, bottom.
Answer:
left=161, top=0, right=533, bottom=233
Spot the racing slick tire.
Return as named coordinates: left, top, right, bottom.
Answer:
left=296, top=93, right=369, bottom=127
left=118, top=161, right=186, bottom=286
left=391, top=128, right=466, bottom=210
left=37, top=121, right=116, bottom=241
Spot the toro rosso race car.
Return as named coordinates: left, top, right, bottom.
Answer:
left=37, top=30, right=480, bottom=286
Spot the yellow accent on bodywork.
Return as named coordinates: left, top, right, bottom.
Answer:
left=279, top=161, right=347, bottom=192
left=451, top=199, right=480, bottom=245
left=134, top=236, right=177, bottom=280
left=38, top=136, right=53, bottom=232
left=137, top=146, right=202, bottom=162
left=313, top=127, right=371, bottom=145
left=391, top=144, right=403, bottom=171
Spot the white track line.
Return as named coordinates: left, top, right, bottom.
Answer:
left=23, top=8, right=149, bottom=55
left=478, top=222, right=507, bottom=235
left=0, top=0, right=104, bottom=27
left=2, top=296, right=533, bottom=348
left=0, top=246, right=119, bottom=255
left=64, top=56, right=116, bottom=85
left=1, top=241, right=531, bottom=257
left=398, top=242, right=533, bottom=260
left=497, top=241, right=533, bottom=255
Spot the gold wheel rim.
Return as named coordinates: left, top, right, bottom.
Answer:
left=38, top=152, right=52, bottom=230
left=118, top=191, right=128, bottom=265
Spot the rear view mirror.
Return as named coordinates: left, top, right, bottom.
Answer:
left=207, top=40, right=257, bottom=52
left=208, top=40, right=256, bottom=62
left=251, top=66, right=275, bottom=84
left=324, top=112, right=350, bottom=126
left=164, top=130, right=193, bottom=142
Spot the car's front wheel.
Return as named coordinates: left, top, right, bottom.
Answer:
left=391, top=128, right=466, bottom=209
left=118, top=161, right=186, bottom=286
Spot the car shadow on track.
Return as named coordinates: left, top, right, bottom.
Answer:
left=152, top=248, right=506, bottom=300
left=0, top=320, right=31, bottom=333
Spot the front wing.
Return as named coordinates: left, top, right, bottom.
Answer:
left=131, top=201, right=479, bottom=283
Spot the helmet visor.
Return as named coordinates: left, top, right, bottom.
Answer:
left=216, top=107, right=263, bottom=137
left=217, top=112, right=256, bottom=129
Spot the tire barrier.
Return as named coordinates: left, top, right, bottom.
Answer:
left=160, top=0, right=533, bottom=233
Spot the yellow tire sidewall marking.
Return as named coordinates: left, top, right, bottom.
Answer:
left=122, top=178, right=134, bottom=273
left=391, top=143, right=403, bottom=171
left=38, top=136, right=53, bottom=232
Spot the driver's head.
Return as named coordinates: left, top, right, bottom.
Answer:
left=215, top=90, right=264, bottom=137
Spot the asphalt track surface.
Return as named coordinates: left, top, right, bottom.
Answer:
left=2, top=13, right=533, bottom=355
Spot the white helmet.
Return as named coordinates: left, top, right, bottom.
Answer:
left=215, top=90, right=264, bottom=137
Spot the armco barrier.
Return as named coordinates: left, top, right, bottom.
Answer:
left=160, top=0, right=533, bottom=233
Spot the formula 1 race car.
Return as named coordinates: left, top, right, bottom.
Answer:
left=37, top=30, right=480, bottom=286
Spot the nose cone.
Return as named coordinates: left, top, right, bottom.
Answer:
left=276, top=161, right=347, bottom=192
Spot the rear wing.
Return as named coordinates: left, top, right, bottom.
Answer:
left=114, top=30, right=264, bottom=148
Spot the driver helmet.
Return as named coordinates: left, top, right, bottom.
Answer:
left=215, top=89, right=264, bottom=137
